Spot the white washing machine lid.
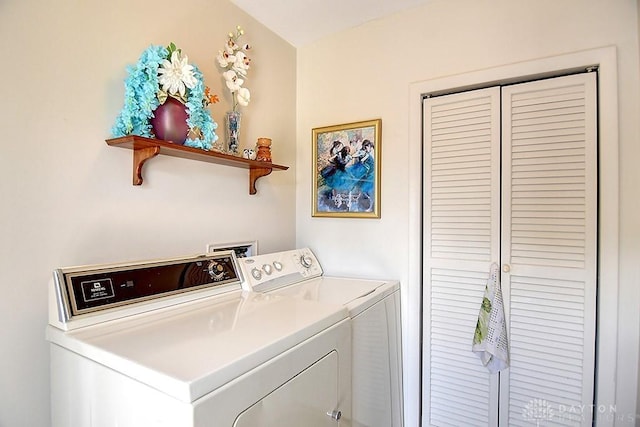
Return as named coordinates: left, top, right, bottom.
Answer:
left=270, top=277, right=400, bottom=317
left=46, top=291, right=348, bottom=403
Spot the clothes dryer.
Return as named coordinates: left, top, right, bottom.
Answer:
left=239, top=248, right=403, bottom=427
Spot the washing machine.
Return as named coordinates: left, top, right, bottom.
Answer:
left=238, top=248, right=404, bottom=427
left=46, top=250, right=352, bottom=427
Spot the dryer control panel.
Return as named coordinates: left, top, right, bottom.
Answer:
left=239, top=248, right=323, bottom=292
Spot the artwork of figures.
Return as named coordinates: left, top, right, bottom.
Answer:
left=312, top=119, right=381, bottom=218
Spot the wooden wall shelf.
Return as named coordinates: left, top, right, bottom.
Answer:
left=106, top=135, right=289, bottom=195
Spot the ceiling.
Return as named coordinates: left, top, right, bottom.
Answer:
left=230, top=0, right=432, bottom=47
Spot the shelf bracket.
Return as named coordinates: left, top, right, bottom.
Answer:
left=249, top=167, right=273, bottom=195
left=133, top=146, right=160, bottom=185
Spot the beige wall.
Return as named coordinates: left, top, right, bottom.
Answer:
left=296, top=0, right=640, bottom=425
left=0, top=0, right=296, bottom=425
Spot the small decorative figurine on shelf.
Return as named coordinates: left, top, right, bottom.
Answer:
left=256, top=137, right=272, bottom=162
left=242, top=148, right=257, bottom=160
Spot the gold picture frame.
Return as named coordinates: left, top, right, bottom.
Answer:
left=312, top=119, right=381, bottom=218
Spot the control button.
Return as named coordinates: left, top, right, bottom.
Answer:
left=262, top=264, right=273, bottom=275
left=300, top=254, right=313, bottom=268
left=207, top=261, right=225, bottom=280
left=251, top=268, right=262, bottom=280
left=273, top=261, right=283, bottom=271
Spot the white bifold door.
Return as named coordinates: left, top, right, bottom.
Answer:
left=422, top=72, right=597, bottom=426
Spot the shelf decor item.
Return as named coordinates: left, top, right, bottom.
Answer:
left=225, top=110, right=242, bottom=155
left=111, top=43, right=220, bottom=150
left=217, top=26, right=252, bottom=155
left=256, top=137, right=272, bottom=162
left=312, top=119, right=382, bottom=218
left=150, top=96, right=189, bottom=144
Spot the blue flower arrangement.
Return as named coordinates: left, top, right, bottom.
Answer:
left=111, top=44, right=219, bottom=150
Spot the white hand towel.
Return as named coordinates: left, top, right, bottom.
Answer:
left=472, top=263, right=510, bottom=373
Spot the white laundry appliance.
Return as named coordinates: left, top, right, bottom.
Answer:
left=238, top=248, right=403, bottom=427
left=46, top=251, right=352, bottom=427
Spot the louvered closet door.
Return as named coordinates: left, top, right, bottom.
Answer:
left=422, top=87, right=501, bottom=427
left=499, top=73, right=597, bottom=426
left=422, top=73, right=597, bottom=427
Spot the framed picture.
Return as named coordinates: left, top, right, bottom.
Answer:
left=312, top=119, right=381, bottom=218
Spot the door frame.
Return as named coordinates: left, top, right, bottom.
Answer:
left=408, top=46, right=619, bottom=426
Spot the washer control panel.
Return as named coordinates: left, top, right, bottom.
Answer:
left=239, top=248, right=323, bottom=292
left=53, top=251, right=242, bottom=323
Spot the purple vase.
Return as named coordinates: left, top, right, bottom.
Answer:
left=151, top=97, right=189, bottom=145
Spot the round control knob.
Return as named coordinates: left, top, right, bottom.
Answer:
left=207, top=261, right=225, bottom=280
left=273, top=261, right=283, bottom=271
left=262, top=264, right=273, bottom=275
left=251, top=268, right=262, bottom=280
left=300, top=254, right=313, bottom=268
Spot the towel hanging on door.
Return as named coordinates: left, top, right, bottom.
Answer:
left=472, top=263, right=510, bottom=373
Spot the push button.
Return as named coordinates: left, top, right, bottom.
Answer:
left=262, top=264, right=273, bottom=275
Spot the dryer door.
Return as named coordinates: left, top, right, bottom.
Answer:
left=233, top=351, right=340, bottom=426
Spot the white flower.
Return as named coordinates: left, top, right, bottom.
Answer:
left=232, top=51, right=250, bottom=77
left=158, top=51, right=197, bottom=97
left=223, top=70, right=244, bottom=92
left=216, top=50, right=235, bottom=68
left=217, top=26, right=252, bottom=111
left=236, top=87, right=250, bottom=107
left=225, top=38, right=239, bottom=54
